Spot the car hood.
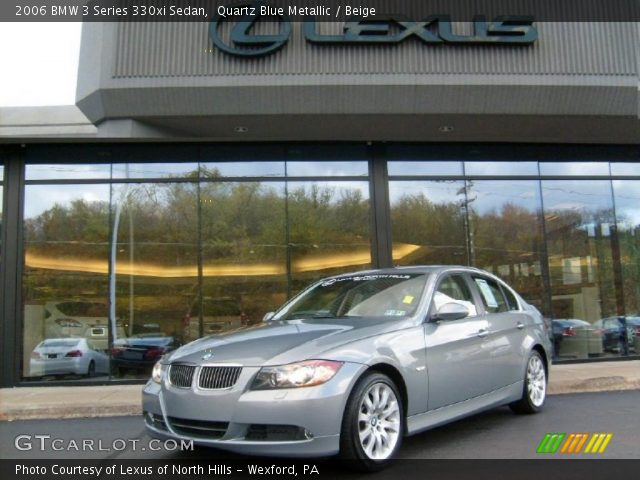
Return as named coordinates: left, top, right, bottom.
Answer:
left=166, top=317, right=409, bottom=366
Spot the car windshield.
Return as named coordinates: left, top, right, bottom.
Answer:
left=275, top=273, right=429, bottom=321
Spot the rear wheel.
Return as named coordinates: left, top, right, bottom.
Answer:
left=339, top=372, right=404, bottom=471
left=510, top=350, right=546, bottom=414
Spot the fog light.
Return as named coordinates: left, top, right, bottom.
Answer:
left=151, top=361, right=163, bottom=383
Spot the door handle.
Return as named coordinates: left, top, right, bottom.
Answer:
left=517, top=322, right=525, bottom=330
left=477, top=328, right=488, bottom=338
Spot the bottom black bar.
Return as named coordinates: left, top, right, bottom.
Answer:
left=3, top=459, right=640, bottom=480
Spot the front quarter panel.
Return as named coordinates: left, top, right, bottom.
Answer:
left=318, top=325, right=428, bottom=416
left=520, top=308, right=553, bottom=375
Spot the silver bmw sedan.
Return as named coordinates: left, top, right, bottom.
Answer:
left=143, top=266, right=551, bottom=470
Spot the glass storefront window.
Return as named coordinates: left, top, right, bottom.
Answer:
left=14, top=149, right=640, bottom=386
left=112, top=163, right=199, bottom=179
left=200, top=145, right=285, bottom=176
left=200, top=162, right=285, bottom=178
left=284, top=144, right=368, bottom=177
left=612, top=181, right=640, bottom=356
left=542, top=180, right=618, bottom=360
left=387, top=145, right=463, bottom=176
left=388, top=161, right=463, bottom=177
left=611, top=163, right=640, bottom=176
left=467, top=180, right=548, bottom=315
left=22, top=184, right=111, bottom=381
left=200, top=181, right=288, bottom=332
left=539, top=162, right=610, bottom=176
left=464, top=162, right=539, bottom=176
left=26, top=163, right=111, bottom=180
left=389, top=180, right=468, bottom=265
left=111, top=182, right=199, bottom=379
left=287, top=181, right=372, bottom=292
left=18, top=152, right=378, bottom=383
left=286, top=162, right=368, bottom=177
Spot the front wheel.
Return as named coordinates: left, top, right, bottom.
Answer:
left=510, top=350, right=547, bottom=414
left=339, top=372, right=404, bottom=471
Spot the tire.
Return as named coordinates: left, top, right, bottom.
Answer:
left=339, top=372, right=404, bottom=472
left=510, top=350, right=547, bottom=414
left=86, top=361, right=96, bottom=378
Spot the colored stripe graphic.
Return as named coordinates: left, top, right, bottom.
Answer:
left=537, top=433, right=566, bottom=453
left=538, top=433, right=613, bottom=454
left=560, top=433, right=589, bottom=453
left=584, top=433, right=613, bottom=454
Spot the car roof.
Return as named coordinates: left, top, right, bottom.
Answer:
left=331, top=265, right=491, bottom=277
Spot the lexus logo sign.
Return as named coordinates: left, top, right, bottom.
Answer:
left=210, top=3, right=291, bottom=56
left=209, top=2, right=538, bottom=57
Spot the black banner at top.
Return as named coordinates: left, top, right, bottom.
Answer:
left=3, top=0, right=640, bottom=22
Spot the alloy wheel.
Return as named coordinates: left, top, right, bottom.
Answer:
left=527, top=354, right=546, bottom=407
left=357, top=382, right=401, bottom=460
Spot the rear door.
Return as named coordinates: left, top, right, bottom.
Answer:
left=469, top=275, right=527, bottom=391
left=424, top=273, right=491, bottom=410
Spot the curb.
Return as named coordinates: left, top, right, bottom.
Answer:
left=0, top=404, right=141, bottom=422
left=547, top=377, right=640, bottom=395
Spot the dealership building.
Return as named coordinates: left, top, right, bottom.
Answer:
left=1, top=11, right=639, bottom=386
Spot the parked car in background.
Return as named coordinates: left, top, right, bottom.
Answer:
left=593, top=316, right=640, bottom=354
left=144, top=266, right=551, bottom=470
left=112, top=334, right=179, bottom=375
left=551, top=319, right=603, bottom=358
left=30, top=338, right=109, bottom=377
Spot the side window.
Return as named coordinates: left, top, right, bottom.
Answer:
left=472, top=276, right=508, bottom=314
left=432, top=275, right=477, bottom=318
left=501, top=285, right=520, bottom=311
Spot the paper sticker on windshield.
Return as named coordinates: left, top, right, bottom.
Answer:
left=384, top=309, right=406, bottom=316
left=402, top=295, right=415, bottom=305
left=475, top=278, right=499, bottom=308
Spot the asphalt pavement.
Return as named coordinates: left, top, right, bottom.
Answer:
left=1, top=390, right=638, bottom=461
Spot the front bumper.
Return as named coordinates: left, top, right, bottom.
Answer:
left=142, top=362, right=365, bottom=458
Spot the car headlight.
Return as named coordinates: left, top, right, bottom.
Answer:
left=251, top=360, right=343, bottom=390
left=151, top=361, right=165, bottom=383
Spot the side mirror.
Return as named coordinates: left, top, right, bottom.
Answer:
left=262, top=312, right=275, bottom=322
left=432, top=302, right=469, bottom=322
